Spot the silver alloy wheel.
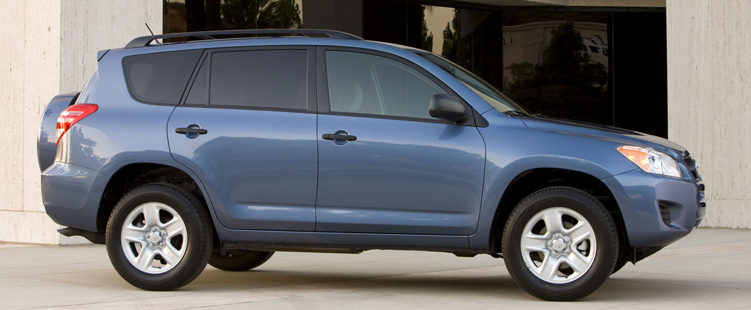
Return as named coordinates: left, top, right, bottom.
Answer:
left=120, top=202, right=188, bottom=274
left=520, top=207, right=597, bottom=284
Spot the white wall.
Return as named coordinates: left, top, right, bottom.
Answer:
left=667, top=0, right=751, bottom=228
left=0, top=1, right=63, bottom=245
left=0, top=1, right=161, bottom=245
left=61, top=1, right=163, bottom=93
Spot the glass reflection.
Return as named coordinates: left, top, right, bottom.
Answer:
left=164, top=0, right=303, bottom=41
left=417, top=7, right=504, bottom=89
left=502, top=11, right=611, bottom=125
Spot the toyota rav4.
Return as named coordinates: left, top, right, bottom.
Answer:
left=38, top=29, right=705, bottom=301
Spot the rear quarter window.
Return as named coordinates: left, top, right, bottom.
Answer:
left=122, top=50, right=202, bottom=105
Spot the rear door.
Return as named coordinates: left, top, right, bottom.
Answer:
left=168, top=46, right=318, bottom=231
left=315, top=48, right=486, bottom=235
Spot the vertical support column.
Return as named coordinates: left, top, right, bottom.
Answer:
left=668, top=0, right=751, bottom=229
left=0, top=1, right=63, bottom=245
left=0, top=0, right=162, bottom=245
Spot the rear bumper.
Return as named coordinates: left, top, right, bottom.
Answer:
left=603, top=169, right=705, bottom=247
left=41, top=162, right=108, bottom=232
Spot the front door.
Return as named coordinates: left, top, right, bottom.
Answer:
left=315, top=49, right=486, bottom=235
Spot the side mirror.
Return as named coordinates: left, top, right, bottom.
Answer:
left=429, top=94, right=470, bottom=124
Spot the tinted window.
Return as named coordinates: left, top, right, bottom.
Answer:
left=210, top=50, right=307, bottom=110
left=326, top=51, right=446, bottom=119
left=123, top=50, right=202, bottom=104
left=185, top=58, right=208, bottom=105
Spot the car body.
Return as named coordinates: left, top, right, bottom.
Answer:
left=38, top=29, right=705, bottom=300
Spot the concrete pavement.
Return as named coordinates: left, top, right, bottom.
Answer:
left=1, top=228, right=750, bottom=309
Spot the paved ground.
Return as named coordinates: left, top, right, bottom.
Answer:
left=1, top=228, right=749, bottom=310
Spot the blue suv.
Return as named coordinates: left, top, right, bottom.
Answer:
left=38, top=29, right=705, bottom=301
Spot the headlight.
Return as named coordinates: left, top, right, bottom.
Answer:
left=617, top=146, right=682, bottom=178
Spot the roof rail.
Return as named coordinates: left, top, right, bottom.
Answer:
left=125, top=29, right=363, bottom=48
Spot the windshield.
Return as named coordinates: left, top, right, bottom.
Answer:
left=417, top=52, right=528, bottom=114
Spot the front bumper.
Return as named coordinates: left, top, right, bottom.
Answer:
left=603, top=169, right=705, bottom=247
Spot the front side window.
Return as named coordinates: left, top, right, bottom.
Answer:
left=209, top=49, right=308, bottom=110
left=326, top=51, right=447, bottom=119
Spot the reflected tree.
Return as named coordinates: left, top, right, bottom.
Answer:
left=164, top=1, right=187, bottom=34
left=441, top=10, right=460, bottom=62
left=505, top=21, right=609, bottom=124
left=441, top=10, right=469, bottom=68
left=221, top=0, right=302, bottom=29
left=165, top=0, right=301, bottom=36
left=421, top=6, right=433, bottom=52
left=69, top=127, right=106, bottom=168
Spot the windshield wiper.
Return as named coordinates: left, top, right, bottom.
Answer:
left=503, top=110, right=530, bottom=117
left=503, top=111, right=548, bottom=118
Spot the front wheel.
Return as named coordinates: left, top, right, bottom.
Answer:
left=106, top=184, right=213, bottom=291
left=611, top=258, right=630, bottom=274
left=502, top=187, right=619, bottom=301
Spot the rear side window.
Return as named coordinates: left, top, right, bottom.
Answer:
left=209, top=50, right=308, bottom=110
left=123, top=50, right=202, bottom=105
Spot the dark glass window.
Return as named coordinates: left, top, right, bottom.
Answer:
left=326, top=51, right=446, bottom=119
left=163, top=0, right=303, bottom=40
left=501, top=12, right=611, bottom=125
left=185, top=58, right=208, bottom=105
left=122, top=50, right=202, bottom=104
left=210, top=50, right=307, bottom=110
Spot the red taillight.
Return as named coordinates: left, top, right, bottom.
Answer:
left=56, top=104, right=98, bottom=145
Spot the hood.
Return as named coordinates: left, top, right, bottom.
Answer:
left=521, top=116, right=687, bottom=157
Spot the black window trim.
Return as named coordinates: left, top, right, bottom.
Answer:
left=316, top=46, right=481, bottom=127
left=180, top=52, right=209, bottom=107
left=179, top=45, right=317, bottom=114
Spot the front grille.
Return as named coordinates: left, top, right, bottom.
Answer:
left=683, top=152, right=701, bottom=181
left=683, top=151, right=706, bottom=224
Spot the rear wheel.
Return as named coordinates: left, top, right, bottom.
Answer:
left=502, top=187, right=618, bottom=301
left=106, top=184, right=213, bottom=291
left=209, top=250, right=274, bottom=271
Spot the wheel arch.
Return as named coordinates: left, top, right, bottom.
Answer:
left=97, top=163, right=210, bottom=233
left=488, top=168, right=630, bottom=257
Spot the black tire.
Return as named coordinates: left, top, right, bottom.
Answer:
left=502, top=186, right=619, bottom=301
left=106, top=184, right=213, bottom=291
left=209, top=250, right=274, bottom=271
left=612, top=258, right=630, bottom=274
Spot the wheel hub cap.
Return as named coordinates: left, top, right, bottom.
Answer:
left=145, top=227, right=167, bottom=248
left=547, top=233, right=572, bottom=256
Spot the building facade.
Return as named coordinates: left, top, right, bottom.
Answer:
left=1, top=0, right=747, bottom=245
